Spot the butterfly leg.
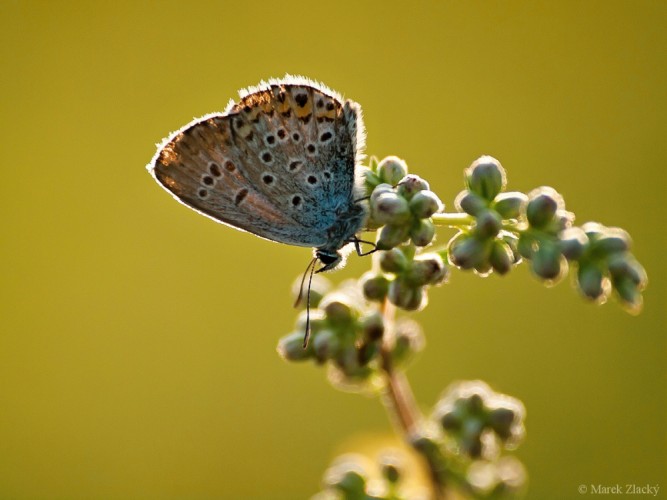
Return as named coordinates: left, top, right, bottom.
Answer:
left=351, top=237, right=377, bottom=257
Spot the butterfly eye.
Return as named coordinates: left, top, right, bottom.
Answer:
left=316, top=251, right=339, bottom=266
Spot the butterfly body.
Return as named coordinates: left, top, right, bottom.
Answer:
left=148, top=76, right=366, bottom=270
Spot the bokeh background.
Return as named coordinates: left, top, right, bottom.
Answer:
left=1, top=1, right=665, bottom=498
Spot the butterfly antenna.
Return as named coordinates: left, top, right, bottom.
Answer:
left=294, top=257, right=318, bottom=308
left=302, top=257, right=318, bottom=348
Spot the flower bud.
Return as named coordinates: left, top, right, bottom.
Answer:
left=440, top=411, right=461, bottom=431
left=559, top=227, right=589, bottom=261
left=410, top=218, right=436, bottom=247
left=488, top=407, right=517, bottom=441
left=360, top=272, right=390, bottom=301
left=357, top=340, right=379, bottom=366
left=409, top=190, right=443, bottom=218
left=607, top=254, right=647, bottom=287
left=379, top=454, right=402, bottom=484
left=448, top=234, right=487, bottom=270
left=409, top=431, right=441, bottom=460
left=526, top=190, right=559, bottom=229
left=396, top=174, right=430, bottom=200
left=370, top=183, right=394, bottom=204
left=377, top=156, right=408, bottom=185
left=325, top=462, right=367, bottom=495
left=550, top=210, right=574, bottom=232
left=595, top=227, right=632, bottom=255
left=277, top=332, right=312, bottom=361
left=294, top=309, right=326, bottom=333
left=371, top=192, right=411, bottom=225
left=407, top=254, right=448, bottom=286
left=490, top=239, right=513, bottom=275
left=582, top=221, right=605, bottom=241
left=461, top=435, right=484, bottom=458
left=531, top=242, right=565, bottom=281
left=376, top=224, right=410, bottom=250
left=465, top=156, right=506, bottom=201
left=388, top=278, right=425, bottom=311
left=577, top=264, right=605, bottom=300
left=474, top=209, right=502, bottom=239
left=363, top=168, right=381, bottom=193
left=360, top=311, right=385, bottom=341
left=379, top=248, right=409, bottom=273
left=321, top=295, right=355, bottom=324
left=493, top=191, right=528, bottom=219
left=474, top=260, right=493, bottom=277
left=455, top=190, right=488, bottom=216
left=335, top=344, right=361, bottom=375
left=614, top=278, right=643, bottom=312
left=392, top=318, right=424, bottom=367
left=313, top=329, right=339, bottom=363
left=464, top=393, right=486, bottom=414
left=517, top=232, right=538, bottom=259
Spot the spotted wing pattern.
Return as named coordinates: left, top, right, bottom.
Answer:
left=148, top=76, right=365, bottom=248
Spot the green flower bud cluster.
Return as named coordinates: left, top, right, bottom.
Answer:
left=278, top=279, right=421, bottom=390
left=314, top=452, right=415, bottom=500
left=446, top=157, right=648, bottom=312
left=561, top=223, right=647, bottom=312
left=516, top=189, right=647, bottom=310
left=433, top=381, right=525, bottom=460
left=361, top=248, right=449, bottom=312
left=278, top=282, right=381, bottom=384
left=365, top=156, right=410, bottom=189
left=365, top=156, right=444, bottom=250
left=516, top=187, right=574, bottom=283
left=407, top=389, right=526, bottom=499
left=449, top=156, right=525, bottom=276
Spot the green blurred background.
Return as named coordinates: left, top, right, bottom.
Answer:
left=1, top=1, right=665, bottom=498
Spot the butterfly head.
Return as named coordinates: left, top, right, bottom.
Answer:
left=315, top=249, right=342, bottom=273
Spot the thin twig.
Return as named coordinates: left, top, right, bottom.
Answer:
left=379, top=299, right=445, bottom=500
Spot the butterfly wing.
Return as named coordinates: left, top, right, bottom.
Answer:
left=148, top=77, right=364, bottom=248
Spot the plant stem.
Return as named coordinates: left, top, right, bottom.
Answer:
left=379, top=299, right=445, bottom=500
left=432, top=212, right=474, bottom=228
left=432, top=212, right=525, bottom=235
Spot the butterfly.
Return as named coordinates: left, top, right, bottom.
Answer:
left=147, top=76, right=373, bottom=344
